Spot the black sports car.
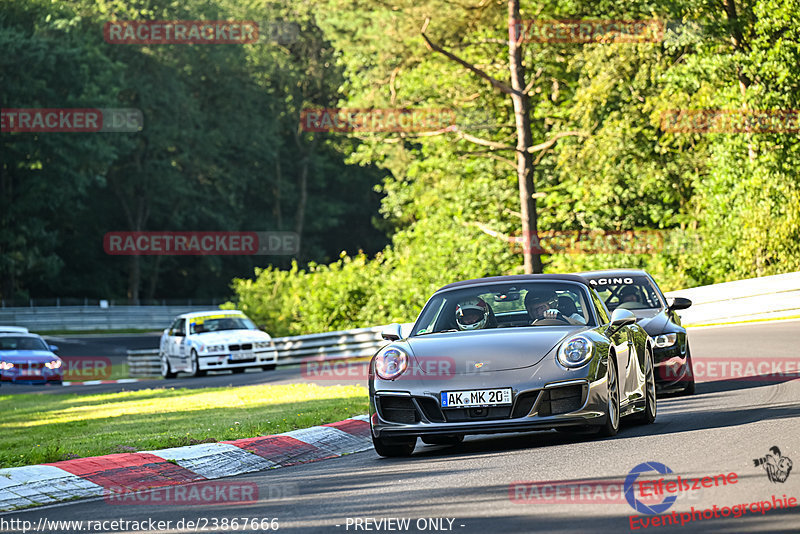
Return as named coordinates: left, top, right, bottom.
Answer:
left=578, top=270, right=694, bottom=395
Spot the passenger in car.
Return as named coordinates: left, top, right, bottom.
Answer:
left=557, top=296, right=587, bottom=325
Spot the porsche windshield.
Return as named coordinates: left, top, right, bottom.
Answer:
left=412, top=282, right=594, bottom=335
left=189, top=316, right=256, bottom=334
left=585, top=275, right=663, bottom=311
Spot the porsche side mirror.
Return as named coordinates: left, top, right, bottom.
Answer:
left=381, top=323, right=403, bottom=341
left=668, top=297, right=692, bottom=311
left=609, top=309, right=637, bottom=333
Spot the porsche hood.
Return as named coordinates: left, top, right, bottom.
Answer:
left=403, top=327, right=584, bottom=375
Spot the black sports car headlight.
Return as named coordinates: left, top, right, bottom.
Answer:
left=375, top=346, right=409, bottom=380
left=654, top=333, right=678, bottom=348
left=557, top=336, right=594, bottom=368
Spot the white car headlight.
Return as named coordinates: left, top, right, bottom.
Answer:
left=205, top=344, right=226, bottom=353
left=654, top=333, right=678, bottom=348
left=254, top=341, right=272, bottom=350
left=374, top=346, right=409, bottom=380
left=557, top=336, right=594, bottom=368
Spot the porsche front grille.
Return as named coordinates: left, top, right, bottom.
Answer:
left=537, top=385, right=585, bottom=416
left=377, top=396, right=420, bottom=424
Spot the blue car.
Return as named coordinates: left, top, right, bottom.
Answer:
left=0, top=332, right=63, bottom=385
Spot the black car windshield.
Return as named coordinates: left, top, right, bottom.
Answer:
left=189, top=315, right=256, bottom=334
left=412, top=282, right=594, bottom=335
left=584, top=275, right=663, bottom=311
left=0, top=336, right=49, bottom=351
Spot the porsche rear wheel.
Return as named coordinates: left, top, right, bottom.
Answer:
left=372, top=435, right=416, bottom=457
left=632, top=347, right=656, bottom=425
left=598, top=356, right=620, bottom=437
left=421, top=435, right=464, bottom=446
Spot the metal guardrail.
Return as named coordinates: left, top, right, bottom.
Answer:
left=665, top=271, right=800, bottom=326
left=0, top=305, right=220, bottom=331
left=126, top=324, right=414, bottom=377
left=127, top=349, right=163, bottom=377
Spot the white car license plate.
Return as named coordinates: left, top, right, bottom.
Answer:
left=230, top=352, right=254, bottom=361
left=441, top=388, right=512, bottom=408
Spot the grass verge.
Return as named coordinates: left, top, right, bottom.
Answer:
left=0, top=383, right=367, bottom=468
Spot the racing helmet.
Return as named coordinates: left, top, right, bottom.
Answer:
left=455, top=297, right=490, bottom=331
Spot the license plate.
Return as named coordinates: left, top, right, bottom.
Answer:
left=29, top=369, right=42, bottom=376
left=230, top=352, right=253, bottom=361
left=441, top=388, right=512, bottom=408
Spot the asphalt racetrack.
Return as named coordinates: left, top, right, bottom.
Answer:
left=2, top=320, right=799, bottom=533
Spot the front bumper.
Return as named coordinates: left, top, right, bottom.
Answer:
left=197, top=349, right=278, bottom=370
left=0, top=368, right=63, bottom=383
left=370, top=377, right=609, bottom=439
left=653, top=343, right=691, bottom=392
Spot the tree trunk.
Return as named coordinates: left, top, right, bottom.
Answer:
left=508, top=0, right=542, bottom=273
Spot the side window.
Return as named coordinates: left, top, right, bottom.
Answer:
left=170, top=318, right=185, bottom=336
left=591, top=289, right=610, bottom=324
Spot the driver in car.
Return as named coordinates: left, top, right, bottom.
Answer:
left=619, top=286, right=639, bottom=304
left=525, top=289, right=586, bottom=325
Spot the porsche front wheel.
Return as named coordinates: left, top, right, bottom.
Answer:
left=372, top=434, right=416, bottom=457
left=632, top=347, right=657, bottom=425
left=598, top=356, right=620, bottom=437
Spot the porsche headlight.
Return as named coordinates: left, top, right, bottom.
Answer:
left=45, top=360, right=62, bottom=369
left=374, top=347, right=409, bottom=380
left=654, top=333, right=678, bottom=348
left=557, top=336, right=594, bottom=368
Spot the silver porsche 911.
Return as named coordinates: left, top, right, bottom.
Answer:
left=369, top=274, right=656, bottom=457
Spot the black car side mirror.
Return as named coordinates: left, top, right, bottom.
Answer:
left=668, top=297, right=692, bottom=311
